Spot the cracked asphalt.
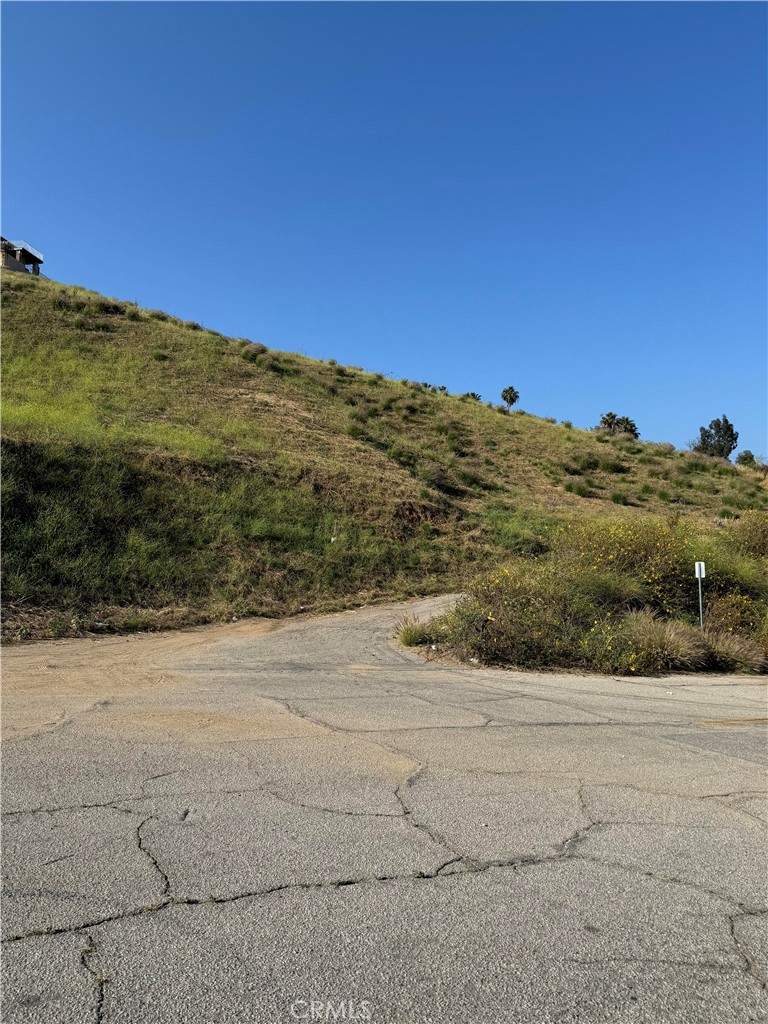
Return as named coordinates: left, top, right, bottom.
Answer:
left=2, top=595, right=767, bottom=1024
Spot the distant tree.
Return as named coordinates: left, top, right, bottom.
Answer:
left=736, top=450, right=756, bottom=467
left=692, top=415, right=739, bottom=459
left=437, top=385, right=448, bottom=394
left=597, top=412, right=619, bottom=433
left=596, top=412, right=639, bottom=438
left=615, top=415, right=640, bottom=439
left=463, top=392, right=482, bottom=402
left=501, top=386, right=519, bottom=412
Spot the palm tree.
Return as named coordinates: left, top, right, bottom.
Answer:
left=597, top=412, right=639, bottom=438
left=598, top=412, right=619, bottom=433
left=615, top=416, right=640, bottom=439
left=501, top=386, right=519, bottom=412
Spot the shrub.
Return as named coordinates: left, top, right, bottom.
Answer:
left=722, top=510, right=768, bottom=557
left=237, top=339, right=268, bottom=355
left=152, top=350, right=169, bottom=362
left=148, top=309, right=169, bottom=321
left=620, top=611, right=708, bottom=674
left=704, top=593, right=766, bottom=634
left=599, top=459, right=628, bottom=474
left=446, top=564, right=592, bottom=668
left=610, top=492, right=629, bottom=505
left=564, top=482, right=592, bottom=497
left=561, top=420, right=573, bottom=429
left=397, top=614, right=447, bottom=647
left=185, top=321, right=203, bottom=331
left=554, top=516, right=695, bottom=615
left=92, top=300, right=126, bottom=316
left=573, top=568, right=647, bottom=610
left=703, top=630, right=766, bottom=673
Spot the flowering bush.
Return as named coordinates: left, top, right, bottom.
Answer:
left=436, top=513, right=768, bottom=674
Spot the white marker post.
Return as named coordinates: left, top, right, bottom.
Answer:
left=695, top=561, right=706, bottom=629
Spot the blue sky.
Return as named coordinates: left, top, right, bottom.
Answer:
left=3, top=1, right=766, bottom=454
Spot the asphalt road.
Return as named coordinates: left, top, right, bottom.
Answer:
left=2, top=596, right=767, bottom=1024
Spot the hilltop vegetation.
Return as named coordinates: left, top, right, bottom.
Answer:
left=2, top=273, right=766, bottom=640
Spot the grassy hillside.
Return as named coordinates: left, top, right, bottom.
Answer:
left=2, top=273, right=765, bottom=639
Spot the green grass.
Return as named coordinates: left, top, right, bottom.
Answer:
left=2, top=274, right=767, bottom=638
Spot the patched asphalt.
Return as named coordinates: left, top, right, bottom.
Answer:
left=2, top=596, right=767, bottom=1023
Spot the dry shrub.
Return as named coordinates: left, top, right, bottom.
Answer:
left=621, top=610, right=708, bottom=674
left=397, top=614, right=446, bottom=647
left=703, top=630, right=767, bottom=673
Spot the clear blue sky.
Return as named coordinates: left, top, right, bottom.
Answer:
left=3, top=2, right=766, bottom=454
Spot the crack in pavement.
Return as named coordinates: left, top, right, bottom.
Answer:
left=2, top=820, right=753, bottom=948
left=136, top=817, right=171, bottom=899
left=572, top=853, right=765, bottom=915
left=79, top=933, right=107, bottom=1024
left=4, top=787, right=767, bottom=1000
left=729, top=913, right=768, bottom=991
left=258, top=786, right=403, bottom=819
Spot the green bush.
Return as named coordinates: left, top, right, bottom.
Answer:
left=431, top=513, right=768, bottom=675
left=721, top=510, right=768, bottom=557
left=445, top=564, right=592, bottom=668
left=704, top=592, right=766, bottom=634
left=564, top=481, right=592, bottom=497
left=573, top=568, right=647, bottom=610
left=600, top=459, right=629, bottom=474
